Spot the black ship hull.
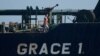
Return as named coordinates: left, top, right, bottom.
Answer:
left=0, top=23, right=100, bottom=56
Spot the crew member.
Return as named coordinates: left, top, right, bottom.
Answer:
left=43, top=14, right=49, bottom=32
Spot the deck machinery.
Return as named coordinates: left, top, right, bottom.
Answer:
left=0, top=1, right=100, bottom=32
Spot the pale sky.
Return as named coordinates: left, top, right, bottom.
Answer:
left=0, top=0, right=99, bottom=23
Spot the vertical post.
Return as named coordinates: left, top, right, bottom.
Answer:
left=60, top=14, right=62, bottom=24
left=2, top=22, right=5, bottom=33
left=64, top=15, right=66, bottom=23
left=35, top=11, right=37, bottom=28
left=29, top=6, right=32, bottom=29
left=29, top=15, right=31, bottom=29
left=22, top=15, right=24, bottom=29
left=35, top=6, right=38, bottom=28
left=52, top=15, right=55, bottom=25
left=27, top=6, right=31, bottom=29
left=48, top=11, right=52, bottom=26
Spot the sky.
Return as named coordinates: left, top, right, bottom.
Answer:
left=0, top=0, right=99, bottom=24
